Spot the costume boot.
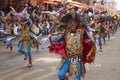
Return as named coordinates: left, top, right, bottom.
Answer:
left=28, top=58, right=32, bottom=67
left=60, top=76, right=69, bottom=80
left=10, top=47, right=13, bottom=53
left=24, top=52, right=27, bottom=60
left=36, top=45, right=39, bottom=52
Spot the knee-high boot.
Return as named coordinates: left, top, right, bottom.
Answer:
left=9, top=47, right=13, bottom=53
left=24, top=51, right=27, bottom=60
left=60, top=76, right=68, bottom=80
left=28, top=58, right=32, bottom=67
left=10, top=47, right=13, bottom=51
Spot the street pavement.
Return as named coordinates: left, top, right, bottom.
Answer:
left=0, top=30, right=120, bottom=80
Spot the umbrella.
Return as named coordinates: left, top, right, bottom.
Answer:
left=37, top=0, right=61, bottom=5
left=43, top=1, right=59, bottom=5
left=37, top=0, right=48, bottom=2
left=68, top=1, right=90, bottom=9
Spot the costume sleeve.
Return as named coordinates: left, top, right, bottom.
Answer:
left=83, top=30, right=91, bottom=43
left=82, top=30, right=96, bottom=64
left=49, top=33, right=67, bottom=58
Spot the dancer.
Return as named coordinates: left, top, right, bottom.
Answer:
left=46, top=3, right=96, bottom=80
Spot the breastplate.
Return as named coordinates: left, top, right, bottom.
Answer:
left=66, top=29, right=83, bottom=56
left=6, top=25, right=11, bottom=35
left=21, top=30, right=30, bottom=41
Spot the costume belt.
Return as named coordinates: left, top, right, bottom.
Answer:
left=69, top=56, right=81, bottom=79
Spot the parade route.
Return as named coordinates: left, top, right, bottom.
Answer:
left=0, top=0, right=120, bottom=80
left=0, top=30, right=120, bottom=80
